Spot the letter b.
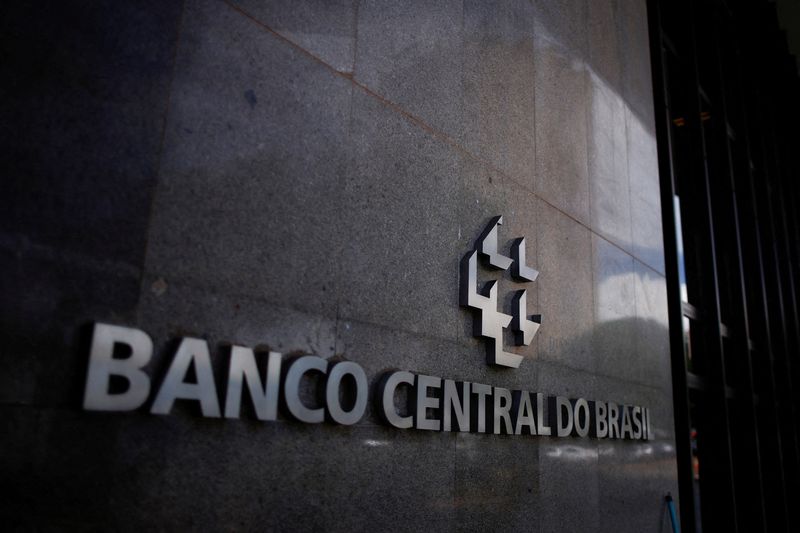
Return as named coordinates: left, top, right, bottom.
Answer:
left=83, top=323, right=152, bottom=411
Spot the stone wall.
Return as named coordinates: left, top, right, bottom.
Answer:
left=1, top=1, right=678, bottom=530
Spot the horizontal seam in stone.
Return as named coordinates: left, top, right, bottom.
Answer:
left=221, top=0, right=666, bottom=276
left=132, top=275, right=674, bottom=394
left=536, top=358, right=675, bottom=397
left=140, top=272, right=472, bottom=350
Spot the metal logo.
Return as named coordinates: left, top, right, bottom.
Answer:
left=460, top=216, right=541, bottom=368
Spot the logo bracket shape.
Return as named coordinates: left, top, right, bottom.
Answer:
left=460, top=216, right=541, bottom=368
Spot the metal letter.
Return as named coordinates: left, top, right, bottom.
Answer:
left=224, top=347, right=281, bottom=421
left=640, top=407, right=647, bottom=440
left=151, top=337, right=221, bottom=417
left=512, top=390, right=537, bottom=436
left=594, top=401, right=609, bottom=438
left=471, top=383, right=492, bottom=433
left=511, top=237, right=539, bottom=281
left=83, top=323, right=152, bottom=411
left=552, top=396, right=573, bottom=437
left=376, top=371, right=414, bottom=429
left=283, top=355, right=327, bottom=423
left=536, top=393, right=552, bottom=436
left=325, top=361, right=368, bottom=425
left=573, top=398, right=591, bottom=437
left=442, top=380, right=470, bottom=432
left=621, top=405, right=633, bottom=440
left=607, top=402, right=620, bottom=439
left=415, top=375, right=442, bottom=431
left=632, top=406, right=642, bottom=439
left=493, top=387, right=513, bottom=435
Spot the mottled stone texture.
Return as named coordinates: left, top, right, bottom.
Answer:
left=1, top=0, right=678, bottom=531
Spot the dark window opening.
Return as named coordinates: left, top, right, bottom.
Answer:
left=648, top=0, right=800, bottom=531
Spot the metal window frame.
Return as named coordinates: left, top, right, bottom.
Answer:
left=647, top=0, right=800, bottom=531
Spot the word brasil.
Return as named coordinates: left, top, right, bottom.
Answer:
left=84, top=323, right=652, bottom=440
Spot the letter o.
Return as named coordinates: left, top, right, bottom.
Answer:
left=573, top=398, right=591, bottom=437
left=326, top=361, right=368, bottom=425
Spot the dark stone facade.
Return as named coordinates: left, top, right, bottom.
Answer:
left=1, top=1, right=678, bottom=530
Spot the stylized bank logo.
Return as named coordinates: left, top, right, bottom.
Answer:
left=460, top=216, right=541, bottom=369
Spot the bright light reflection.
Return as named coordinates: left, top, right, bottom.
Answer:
left=545, top=445, right=596, bottom=461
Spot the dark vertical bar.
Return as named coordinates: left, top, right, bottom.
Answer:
left=705, top=4, right=767, bottom=531
left=757, top=20, right=800, bottom=527
left=735, top=4, right=792, bottom=530
left=684, top=2, right=739, bottom=530
left=647, top=1, right=697, bottom=530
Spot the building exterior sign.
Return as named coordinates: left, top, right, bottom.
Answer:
left=460, top=215, right=541, bottom=368
left=80, top=216, right=651, bottom=441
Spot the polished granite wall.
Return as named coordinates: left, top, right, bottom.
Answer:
left=1, top=0, right=678, bottom=530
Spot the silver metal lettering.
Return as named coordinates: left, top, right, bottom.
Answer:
left=283, top=355, right=327, bottom=423
left=632, top=406, right=642, bottom=439
left=621, top=405, right=633, bottom=439
left=554, top=396, right=573, bottom=437
left=573, top=398, right=590, bottom=437
left=471, top=383, right=492, bottom=433
left=442, top=380, right=470, bottom=432
left=83, top=323, right=152, bottom=411
left=224, top=347, right=281, bottom=420
left=512, top=390, right=537, bottom=436
left=377, top=371, right=414, bottom=429
left=493, top=387, right=513, bottom=435
left=151, top=337, right=221, bottom=417
left=607, top=402, right=620, bottom=439
left=536, top=392, right=552, bottom=436
left=325, top=361, right=368, bottom=425
left=415, top=375, right=442, bottom=431
left=594, top=401, right=609, bottom=438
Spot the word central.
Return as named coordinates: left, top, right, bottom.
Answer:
left=83, top=323, right=651, bottom=440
